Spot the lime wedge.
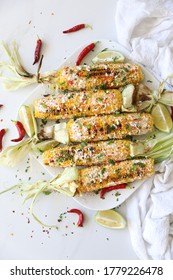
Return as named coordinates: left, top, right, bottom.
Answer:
left=92, top=50, right=125, bottom=64
left=32, top=140, right=59, bottom=152
left=151, top=103, right=172, bottom=133
left=19, top=105, right=37, bottom=138
left=95, top=210, right=126, bottom=229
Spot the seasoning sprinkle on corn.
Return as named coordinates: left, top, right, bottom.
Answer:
left=57, top=63, right=144, bottom=92
left=67, top=113, right=153, bottom=143
left=43, top=139, right=131, bottom=167
left=34, top=89, right=122, bottom=120
left=77, top=158, right=154, bottom=193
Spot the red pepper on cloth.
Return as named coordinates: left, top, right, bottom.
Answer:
left=0, top=129, right=7, bottom=152
left=63, top=24, right=91, bottom=33
left=11, top=120, right=26, bottom=142
left=67, top=209, right=84, bottom=227
left=76, top=42, right=98, bottom=66
left=33, top=38, right=42, bottom=65
left=100, top=184, right=127, bottom=199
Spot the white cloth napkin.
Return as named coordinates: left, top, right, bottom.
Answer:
left=115, top=0, right=173, bottom=81
left=115, top=0, right=173, bottom=259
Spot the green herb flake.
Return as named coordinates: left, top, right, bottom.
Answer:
left=107, top=124, right=117, bottom=134
left=101, top=168, right=106, bottom=175
left=40, top=103, right=48, bottom=109
left=86, top=124, right=91, bottom=129
left=107, top=140, right=114, bottom=145
left=135, top=162, right=145, bottom=168
left=109, top=159, right=115, bottom=165
left=115, top=191, right=121, bottom=197
left=80, top=141, right=87, bottom=148
left=100, top=84, right=107, bottom=90
left=41, top=119, right=47, bottom=125
left=96, top=97, right=103, bottom=102
left=96, top=153, right=104, bottom=159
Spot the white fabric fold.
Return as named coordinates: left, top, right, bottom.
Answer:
left=115, top=0, right=173, bottom=80
left=115, top=0, right=173, bottom=259
left=125, top=160, right=173, bottom=259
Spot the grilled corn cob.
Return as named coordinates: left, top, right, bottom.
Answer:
left=43, top=140, right=131, bottom=167
left=34, top=89, right=122, bottom=120
left=67, top=113, right=153, bottom=143
left=57, top=63, right=144, bottom=92
left=77, top=158, right=154, bottom=193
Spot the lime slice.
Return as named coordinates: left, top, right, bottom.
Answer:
left=95, top=210, right=126, bottom=229
left=32, top=140, right=59, bottom=152
left=18, top=105, right=37, bottom=138
left=151, top=103, right=172, bottom=133
left=92, top=50, right=125, bottom=64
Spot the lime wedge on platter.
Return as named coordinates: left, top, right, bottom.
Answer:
left=95, top=210, right=126, bottom=229
left=151, top=103, right=172, bottom=133
left=92, top=50, right=125, bottom=64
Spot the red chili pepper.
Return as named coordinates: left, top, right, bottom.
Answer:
left=33, top=38, right=42, bottom=65
left=76, top=42, right=98, bottom=66
left=11, top=120, right=26, bottom=142
left=100, top=184, right=127, bottom=199
left=67, top=208, right=84, bottom=227
left=63, top=24, right=91, bottom=34
left=0, top=129, right=7, bottom=152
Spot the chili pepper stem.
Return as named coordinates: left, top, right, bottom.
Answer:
left=85, top=24, right=93, bottom=30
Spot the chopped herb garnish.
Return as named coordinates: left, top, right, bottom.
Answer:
left=96, top=153, right=104, bottom=159
left=101, top=48, right=108, bottom=52
left=100, top=84, right=107, bottom=90
left=73, top=116, right=78, bottom=121
left=96, top=97, right=103, bottom=102
left=40, top=103, right=48, bottom=108
left=80, top=141, right=87, bottom=148
left=62, top=89, right=68, bottom=94
left=109, top=159, right=115, bottom=165
left=135, top=162, right=145, bottom=168
left=86, top=124, right=91, bottom=129
left=101, top=168, right=106, bottom=175
left=107, top=140, right=114, bottom=145
left=147, top=80, right=152, bottom=83
left=41, top=119, right=47, bottom=125
left=43, top=191, right=51, bottom=195
left=107, top=124, right=117, bottom=133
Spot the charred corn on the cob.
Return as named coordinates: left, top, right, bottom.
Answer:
left=77, top=158, right=154, bottom=193
left=67, top=113, right=153, bottom=143
left=34, top=89, right=122, bottom=120
left=57, top=63, right=144, bottom=92
left=43, top=140, right=131, bottom=167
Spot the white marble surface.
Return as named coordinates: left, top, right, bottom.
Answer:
left=0, top=0, right=137, bottom=260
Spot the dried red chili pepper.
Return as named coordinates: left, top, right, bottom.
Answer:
left=100, top=183, right=127, bottom=199
left=33, top=38, right=42, bottom=65
left=67, top=208, right=84, bottom=227
left=0, top=128, right=7, bottom=152
left=11, top=120, right=26, bottom=142
left=76, top=42, right=98, bottom=66
left=63, top=24, right=91, bottom=33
